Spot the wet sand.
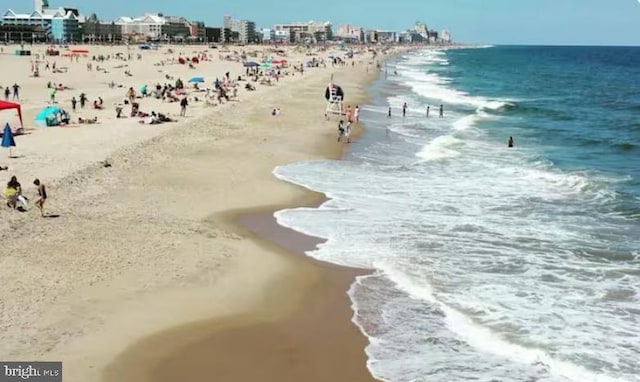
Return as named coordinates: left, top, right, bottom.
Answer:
left=104, top=208, right=377, bottom=382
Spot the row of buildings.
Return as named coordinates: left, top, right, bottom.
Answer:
left=1, top=0, right=452, bottom=45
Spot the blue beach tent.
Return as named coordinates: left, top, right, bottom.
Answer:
left=188, top=76, right=204, bottom=83
left=34, top=106, right=61, bottom=125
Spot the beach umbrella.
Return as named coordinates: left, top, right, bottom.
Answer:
left=1, top=123, right=15, bottom=157
left=261, top=63, right=272, bottom=69
left=243, top=61, right=259, bottom=67
left=188, top=76, right=204, bottom=83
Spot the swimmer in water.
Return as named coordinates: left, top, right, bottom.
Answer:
left=508, top=136, right=514, bottom=148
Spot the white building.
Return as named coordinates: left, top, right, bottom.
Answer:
left=273, top=29, right=290, bottom=43
left=113, top=13, right=165, bottom=39
left=222, top=15, right=256, bottom=44
left=440, top=29, right=452, bottom=43
left=261, top=28, right=273, bottom=42
left=335, top=24, right=362, bottom=42
left=113, top=13, right=191, bottom=41
left=273, top=21, right=332, bottom=43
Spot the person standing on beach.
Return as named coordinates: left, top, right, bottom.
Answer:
left=344, top=121, right=352, bottom=143
left=180, top=97, right=188, bottom=117
left=354, top=105, right=360, bottom=124
left=12, top=83, right=20, bottom=100
left=439, top=104, right=444, bottom=118
left=71, top=96, right=77, bottom=111
left=403, top=102, right=408, bottom=117
left=33, top=178, right=47, bottom=217
left=79, top=93, right=87, bottom=108
left=388, top=106, right=392, bottom=118
left=4, top=86, right=9, bottom=101
left=426, top=106, right=430, bottom=118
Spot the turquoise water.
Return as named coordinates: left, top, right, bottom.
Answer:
left=274, top=46, right=640, bottom=381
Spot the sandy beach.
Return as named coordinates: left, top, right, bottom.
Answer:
left=0, top=43, right=399, bottom=381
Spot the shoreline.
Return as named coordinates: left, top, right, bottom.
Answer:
left=101, top=50, right=396, bottom=381
left=101, top=53, right=386, bottom=381
left=1, top=43, right=410, bottom=382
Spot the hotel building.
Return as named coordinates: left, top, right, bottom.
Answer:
left=273, top=21, right=332, bottom=43
left=2, top=0, right=80, bottom=42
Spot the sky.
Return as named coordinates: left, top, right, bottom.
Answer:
left=4, top=0, right=640, bottom=45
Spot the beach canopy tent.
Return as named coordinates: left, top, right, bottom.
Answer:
left=34, top=105, right=61, bottom=126
left=188, top=76, right=204, bottom=83
left=0, top=100, right=23, bottom=127
left=244, top=61, right=259, bottom=67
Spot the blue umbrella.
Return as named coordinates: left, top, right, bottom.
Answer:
left=1, top=123, right=15, bottom=157
left=188, top=76, right=204, bottom=83
left=35, top=105, right=61, bottom=123
left=244, top=61, right=259, bottom=67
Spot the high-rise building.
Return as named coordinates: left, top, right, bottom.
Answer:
left=222, top=15, right=257, bottom=43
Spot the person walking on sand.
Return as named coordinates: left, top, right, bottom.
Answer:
left=79, top=93, right=87, bottom=108
left=345, top=105, right=352, bottom=123
left=337, top=120, right=345, bottom=142
left=439, top=104, right=444, bottom=118
left=4, top=86, right=9, bottom=101
left=180, top=97, right=188, bottom=117
left=33, top=178, right=47, bottom=217
left=354, top=105, right=360, bottom=124
left=71, top=96, right=77, bottom=111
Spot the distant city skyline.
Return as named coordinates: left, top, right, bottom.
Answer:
left=3, top=0, right=640, bottom=46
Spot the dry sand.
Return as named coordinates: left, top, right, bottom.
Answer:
left=0, top=43, right=400, bottom=381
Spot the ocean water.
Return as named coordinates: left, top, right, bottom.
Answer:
left=274, top=46, right=640, bottom=382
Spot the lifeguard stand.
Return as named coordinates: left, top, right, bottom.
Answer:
left=325, top=82, right=343, bottom=118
